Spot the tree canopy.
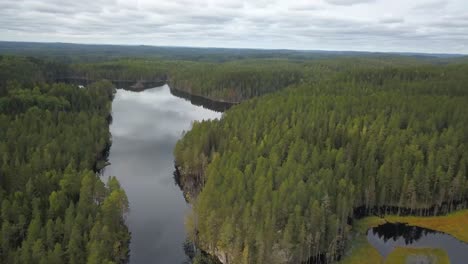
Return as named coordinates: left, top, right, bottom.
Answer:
left=175, top=63, right=468, bottom=263
left=0, top=77, right=130, bottom=264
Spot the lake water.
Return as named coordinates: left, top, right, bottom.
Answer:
left=367, top=222, right=468, bottom=263
left=103, top=85, right=221, bottom=264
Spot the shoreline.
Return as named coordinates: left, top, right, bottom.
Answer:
left=56, top=77, right=237, bottom=112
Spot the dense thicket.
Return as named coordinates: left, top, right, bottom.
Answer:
left=69, top=56, right=448, bottom=103
left=3, top=48, right=458, bottom=105
left=70, top=60, right=169, bottom=82
left=168, top=60, right=305, bottom=102
left=175, top=64, right=468, bottom=263
left=0, top=80, right=130, bottom=264
left=0, top=56, right=69, bottom=97
left=70, top=59, right=304, bottom=102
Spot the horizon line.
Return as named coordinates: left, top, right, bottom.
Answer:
left=0, top=39, right=466, bottom=57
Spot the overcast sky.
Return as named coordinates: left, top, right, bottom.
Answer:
left=0, top=0, right=467, bottom=53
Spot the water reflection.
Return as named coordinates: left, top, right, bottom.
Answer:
left=367, top=222, right=468, bottom=263
left=103, top=85, right=221, bottom=264
left=371, top=222, right=433, bottom=244
left=169, top=87, right=235, bottom=112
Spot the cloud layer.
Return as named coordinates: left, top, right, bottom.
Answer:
left=0, top=0, right=467, bottom=53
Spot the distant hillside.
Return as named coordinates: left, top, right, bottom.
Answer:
left=0, top=41, right=465, bottom=63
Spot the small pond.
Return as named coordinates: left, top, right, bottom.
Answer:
left=367, top=222, right=468, bottom=263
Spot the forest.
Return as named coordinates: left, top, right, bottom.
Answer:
left=0, top=56, right=130, bottom=263
left=3, top=41, right=461, bottom=63
left=68, top=55, right=450, bottom=103
left=174, top=63, right=468, bottom=263
left=1, top=44, right=468, bottom=264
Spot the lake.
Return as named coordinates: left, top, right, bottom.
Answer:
left=103, top=85, right=221, bottom=264
left=367, top=222, right=468, bottom=263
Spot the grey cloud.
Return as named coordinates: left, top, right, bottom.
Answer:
left=287, top=2, right=322, bottom=11
left=0, top=0, right=466, bottom=53
left=413, top=0, right=448, bottom=11
left=430, top=15, right=468, bottom=28
left=380, top=17, right=405, bottom=24
left=26, top=0, right=111, bottom=14
left=0, top=1, right=18, bottom=10
left=185, top=14, right=234, bottom=25
left=325, top=0, right=375, bottom=6
left=217, top=1, right=244, bottom=9
left=28, top=2, right=82, bottom=15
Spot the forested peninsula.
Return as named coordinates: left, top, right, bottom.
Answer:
left=174, top=63, right=468, bottom=263
left=0, top=56, right=130, bottom=264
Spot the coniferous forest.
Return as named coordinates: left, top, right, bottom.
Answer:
left=0, top=56, right=130, bottom=264
left=0, top=43, right=467, bottom=264
left=174, top=64, right=468, bottom=263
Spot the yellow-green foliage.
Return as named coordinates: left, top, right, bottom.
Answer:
left=338, top=217, right=386, bottom=263
left=386, top=210, right=468, bottom=242
left=339, top=210, right=468, bottom=264
left=338, top=237, right=383, bottom=264
left=385, top=247, right=449, bottom=264
left=353, top=216, right=386, bottom=234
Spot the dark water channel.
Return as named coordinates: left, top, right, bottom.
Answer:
left=367, top=222, right=468, bottom=263
left=103, top=85, right=221, bottom=264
